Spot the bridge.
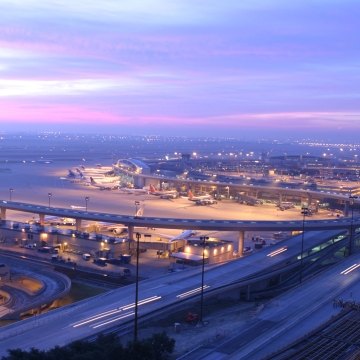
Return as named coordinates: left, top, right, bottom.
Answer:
left=1, top=199, right=359, bottom=255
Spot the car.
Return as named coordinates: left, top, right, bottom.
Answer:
left=93, top=258, right=107, bottom=266
left=243, top=246, right=253, bottom=254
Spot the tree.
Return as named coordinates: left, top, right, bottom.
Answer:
left=2, top=333, right=175, bottom=360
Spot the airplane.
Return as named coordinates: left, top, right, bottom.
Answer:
left=277, top=201, right=295, bottom=211
left=195, top=198, right=217, bottom=206
left=149, top=184, right=178, bottom=199
left=237, top=193, right=262, bottom=206
left=119, top=186, right=149, bottom=195
left=188, top=190, right=213, bottom=202
left=169, top=229, right=197, bottom=241
left=70, top=205, right=86, bottom=209
left=106, top=225, right=128, bottom=235
left=67, top=168, right=84, bottom=180
left=89, top=177, right=119, bottom=190
left=156, top=229, right=197, bottom=242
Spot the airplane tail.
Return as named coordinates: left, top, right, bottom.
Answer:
left=90, top=177, right=96, bottom=184
left=149, top=184, right=156, bottom=194
left=188, top=190, right=194, bottom=199
left=135, top=203, right=145, bottom=217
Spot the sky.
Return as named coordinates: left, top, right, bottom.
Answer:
left=0, top=0, right=360, bottom=140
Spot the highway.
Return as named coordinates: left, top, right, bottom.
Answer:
left=1, top=200, right=359, bottom=232
left=178, top=252, right=360, bottom=359
left=0, top=229, right=349, bottom=356
left=225, top=253, right=360, bottom=359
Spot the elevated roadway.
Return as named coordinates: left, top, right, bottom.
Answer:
left=180, top=252, right=360, bottom=360
left=0, top=228, right=351, bottom=356
left=0, top=200, right=359, bottom=232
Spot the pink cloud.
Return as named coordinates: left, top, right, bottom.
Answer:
left=1, top=98, right=359, bottom=133
left=0, top=100, right=122, bottom=123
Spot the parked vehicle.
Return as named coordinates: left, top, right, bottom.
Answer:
left=82, top=253, right=91, bottom=261
left=93, top=257, right=107, bottom=266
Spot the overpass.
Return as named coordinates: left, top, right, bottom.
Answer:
left=0, top=227, right=355, bottom=356
left=1, top=199, right=359, bottom=255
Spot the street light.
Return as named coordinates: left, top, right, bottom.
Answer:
left=48, top=192, right=52, bottom=207
left=300, top=206, right=309, bottom=283
left=9, top=188, right=13, bottom=201
left=85, top=196, right=90, bottom=211
left=134, top=232, right=141, bottom=342
left=134, top=200, right=140, bottom=217
left=349, top=195, right=358, bottom=255
left=199, top=235, right=209, bottom=325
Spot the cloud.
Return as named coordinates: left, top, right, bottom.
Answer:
left=0, top=0, right=359, bottom=138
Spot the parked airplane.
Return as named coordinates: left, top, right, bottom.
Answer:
left=119, top=186, right=149, bottom=195
left=67, top=168, right=84, bottom=180
left=237, top=193, right=263, bottom=206
left=157, top=229, right=197, bottom=242
left=106, top=225, right=128, bottom=235
left=149, top=184, right=178, bottom=198
left=277, top=201, right=295, bottom=211
left=70, top=205, right=86, bottom=209
left=188, top=190, right=213, bottom=202
left=195, top=198, right=217, bottom=206
left=89, top=177, right=119, bottom=190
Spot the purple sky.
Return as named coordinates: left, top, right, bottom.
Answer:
left=1, top=1, right=359, bottom=139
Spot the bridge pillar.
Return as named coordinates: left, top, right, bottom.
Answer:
left=39, top=213, right=45, bottom=225
left=246, top=284, right=251, bottom=301
left=348, top=225, right=356, bottom=255
left=0, top=207, right=6, bottom=221
left=128, top=225, right=134, bottom=241
left=75, top=218, right=82, bottom=231
left=307, top=194, right=312, bottom=206
left=344, top=201, right=350, bottom=217
left=238, top=230, right=245, bottom=257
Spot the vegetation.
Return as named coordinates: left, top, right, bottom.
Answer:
left=2, top=332, right=175, bottom=360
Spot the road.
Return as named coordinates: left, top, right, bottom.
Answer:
left=224, top=253, right=360, bottom=360
left=1, top=199, right=359, bottom=232
left=0, top=228, right=349, bottom=356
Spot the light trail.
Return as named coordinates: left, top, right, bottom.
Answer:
left=340, top=263, right=360, bottom=275
left=121, top=295, right=162, bottom=310
left=72, top=296, right=161, bottom=328
left=267, top=247, right=288, bottom=257
left=92, top=312, right=135, bottom=329
left=176, top=285, right=210, bottom=299
left=72, top=308, right=124, bottom=328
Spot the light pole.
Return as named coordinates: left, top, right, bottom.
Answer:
left=134, top=200, right=140, bottom=217
left=199, top=235, right=209, bottom=325
left=9, top=188, right=13, bottom=201
left=134, top=232, right=141, bottom=342
left=85, top=196, right=90, bottom=211
left=349, top=195, right=358, bottom=255
left=300, top=206, right=309, bottom=283
left=48, top=192, right=52, bottom=207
